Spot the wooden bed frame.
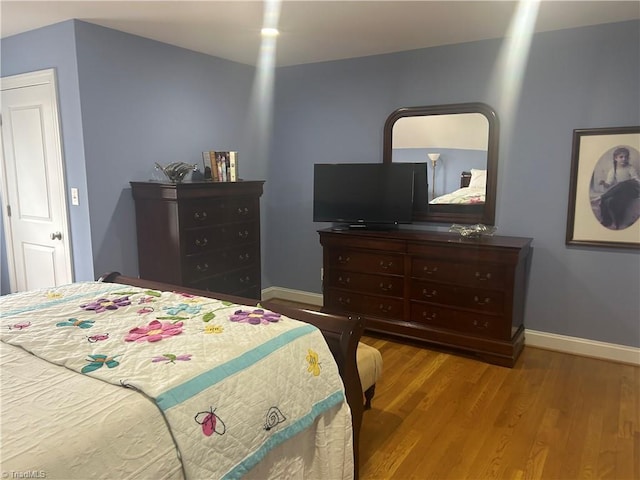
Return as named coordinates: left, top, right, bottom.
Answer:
left=461, top=170, right=472, bottom=187
left=98, top=272, right=365, bottom=478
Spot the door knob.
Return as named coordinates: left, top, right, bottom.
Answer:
left=50, top=232, right=62, bottom=240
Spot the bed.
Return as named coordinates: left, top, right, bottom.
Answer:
left=429, top=168, right=486, bottom=214
left=0, top=273, right=364, bottom=479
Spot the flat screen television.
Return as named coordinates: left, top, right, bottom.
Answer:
left=313, top=163, right=418, bottom=229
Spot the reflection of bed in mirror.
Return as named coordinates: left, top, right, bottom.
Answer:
left=429, top=169, right=486, bottom=214
left=383, top=102, right=499, bottom=225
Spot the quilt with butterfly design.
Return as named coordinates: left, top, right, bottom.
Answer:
left=1, top=281, right=350, bottom=479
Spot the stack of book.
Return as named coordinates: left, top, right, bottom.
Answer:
left=202, top=151, right=238, bottom=182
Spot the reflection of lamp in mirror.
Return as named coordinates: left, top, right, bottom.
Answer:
left=427, top=153, right=441, bottom=201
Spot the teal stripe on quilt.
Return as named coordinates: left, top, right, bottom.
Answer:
left=0, top=285, right=124, bottom=318
left=156, top=323, right=317, bottom=411
left=222, top=390, right=346, bottom=480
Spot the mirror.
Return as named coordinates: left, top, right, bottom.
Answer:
left=383, top=102, right=499, bottom=225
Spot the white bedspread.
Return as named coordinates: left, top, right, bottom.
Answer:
left=0, top=282, right=353, bottom=479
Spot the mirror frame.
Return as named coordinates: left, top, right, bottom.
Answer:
left=383, top=102, right=499, bottom=225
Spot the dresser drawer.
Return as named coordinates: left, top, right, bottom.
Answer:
left=410, top=280, right=460, bottom=306
left=325, top=289, right=404, bottom=320
left=455, top=310, right=505, bottom=339
left=183, top=243, right=259, bottom=280
left=327, top=270, right=404, bottom=297
left=457, top=264, right=506, bottom=289
left=412, top=257, right=505, bottom=289
left=181, top=197, right=259, bottom=228
left=409, top=302, right=456, bottom=329
left=184, top=221, right=259, bottom=254
left=410, top=302, right=503, bottom=339
left=187, top=265, right=259, bottom=295
left=327, top=249, right=404, bottom=275
left=411, top=280, right=503, bottom=314
left=411, top=257, right=461, bottom=283
left=454, top=287, right=504, bottom=314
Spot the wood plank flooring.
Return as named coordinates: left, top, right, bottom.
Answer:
left=265, top=299, right=639, bottom=479
left=358, top=334, right=639, bottom=480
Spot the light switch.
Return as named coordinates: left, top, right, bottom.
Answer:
left=71, top=188, right=79, bottom=206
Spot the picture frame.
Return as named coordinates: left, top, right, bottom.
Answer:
left=566, top=126, right=640, bottom=249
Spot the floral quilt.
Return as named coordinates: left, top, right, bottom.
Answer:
left=430, top=186, right=485, bottom=205
left=1, top=281, right=347, bottom=479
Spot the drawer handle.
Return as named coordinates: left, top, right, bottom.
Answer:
left=237, top=207, right=250, bottom=215
left=338, top=296, right=351, bottom=305
left=379, top=282, right=393, bottom=292
left=239, top=275, right=251, bottom=284
left=422, top=289, right=437, bottom=299
left=196, top=263, right=209, bottom=272
left=195, top=237, right=208, bottom=247
left=379, top=260, right=393, bottom=270
left=238, top=253, right=250, bottom=262
left=238, top=230, right=249, bottom=239
left=337, top=275, right=350, bottom=285
left=194, top=211, right=208, bottom=221
left=473, top=296, right=491, bottom=306
left=378, top=304, right=392, bottom=313
left=475, top=271, right=492, bottom=281
left=422, top=266, right=438, bottom=275
left=473, top=319, right=490, bottom=329
left=421, top=311, right=437, bottom=320
left=337, top=255, right=350, bottom=264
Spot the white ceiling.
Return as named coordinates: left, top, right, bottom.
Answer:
left=2, top=1, right=639, bottom=67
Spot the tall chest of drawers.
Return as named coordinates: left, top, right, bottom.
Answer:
left=131, top=181, right=264, bottom=299
left=319, top=228, right=532, bottom=367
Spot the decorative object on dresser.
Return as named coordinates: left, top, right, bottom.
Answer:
left=154, top=161, right=197, bottom=183
left=131, top=181, right=264, bottom=299
left=202, top=150, right=239, bottom=182
left=319, top=228, right=533, bottom=367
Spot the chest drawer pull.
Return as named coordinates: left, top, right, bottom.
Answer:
left=422, top=288, right=437, bottom=299
left=196, top=263, right=209, bottom=272
left=378, top=304, right=393, bottom=314
left=238, top=230, right=250, bottom=239
left=237, top=207, right=250, bottom=215
left=422, top=265, right=438, bottom=274
left=379, top=260, right=394, bottom=270
left=473, top=296, right=491, bottom=306
left=239, top=275, right=251, bottom=284
left=473, top=319, right=490, bottom=329
left=195, top=237, right=208, bottom=247
left=337, top=255, right=350, bottom=264
left=421, top=311, right=437, bottom=320
left=239, top=253, right=250, bottom=262
left=337, top=296, right=351, bottom=305
left=193, top=211, right=208, bottom=221
left=475, top=271, right=492, bottom=281
left=337, top=275, right=351, bottom=285
left=379, top=282, right=393, bottom=292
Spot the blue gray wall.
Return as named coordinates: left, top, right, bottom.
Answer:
left=0, top=21, right=93, bottom=290
left=266, top=20, right=640, bottom=348
left=1, top=19, right=638, bottom=349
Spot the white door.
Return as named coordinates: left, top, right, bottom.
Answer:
left=1, top=69, right=73, bottom=292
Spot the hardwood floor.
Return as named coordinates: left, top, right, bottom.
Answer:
left=359, top=335, right=639, bottom=480
left=265, top=299, right=639, bottom=479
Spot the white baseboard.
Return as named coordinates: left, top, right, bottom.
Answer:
left=524, top=330, right=639, bottom=366
left=261, top=286, right=323, bottom=307
left=261, top=287, right=640, bottom=366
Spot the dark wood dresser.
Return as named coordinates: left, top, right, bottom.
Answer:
left=319, top=228, right=532, bottom=367
left=131, top=181, right=264, bottom=299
